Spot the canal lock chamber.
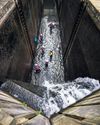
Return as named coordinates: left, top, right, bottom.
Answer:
left=0, top=0, right=100, bottom=118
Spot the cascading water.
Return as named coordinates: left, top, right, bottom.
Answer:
left=32, top=16, right=64, bottom=85
left=31, top=16, right=100, bottom=117
left=1, top=15, right=100, bottom=118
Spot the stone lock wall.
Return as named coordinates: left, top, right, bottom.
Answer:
left=0, top=0, right=43, bottom=82
left=58, top=0, right=100, bottom=81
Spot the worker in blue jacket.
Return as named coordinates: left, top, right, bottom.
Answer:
left=34, top=36, right=38, bottom=46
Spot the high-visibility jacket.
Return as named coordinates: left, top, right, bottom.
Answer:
left=34, top=36, right=38, bottom=45
left=49, top=51, right=53, bottom=56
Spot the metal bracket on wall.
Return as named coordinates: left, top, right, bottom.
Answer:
left=63, top=1, right=87, bottom=63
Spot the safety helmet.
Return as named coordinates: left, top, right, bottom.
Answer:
left=45, top=59, right=49, bottom=63
left=40, top=34, right=43, bottom=36
left=52, top=22, right=55, bottom=25
left=34, top=64, right=38, bottom=67
left=42, top=45, right=45, bottom=48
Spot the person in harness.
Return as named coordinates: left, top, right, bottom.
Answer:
left=48, top=23, right=55, bottom=35
left=41, top=46, right=45, bottom=58
left=34, top=36, right=38, bottom=46
left=39, top=34, right=43, bottom=44
left=34, top=64, right=41, bottom=73
left=49, top=50, right=53, bottom=62
left=45, top=60, right=49, bottom=69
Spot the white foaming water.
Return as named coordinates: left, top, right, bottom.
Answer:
left=31, top=16, right=100, bottom=117
left=41, top=78, right=100, bottom=117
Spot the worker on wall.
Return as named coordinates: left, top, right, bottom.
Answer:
left=49, top=50, right=53, bottom=62
left=39, top=34, right=43, bottom=44
left=45, top=60, right=49, bottom=69
left=34, top=63, right=41, bottom=73
left=34, top=36, right=38, bottom=46
left=41, top=46, right=45, bottom=57
left=48, top=23, right=55, bottom=35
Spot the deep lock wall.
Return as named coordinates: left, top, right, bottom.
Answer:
left=0, top=0, right=43, bottom=82
left=58, top=0, right=100, bottom=81
left=0, top=0, right=100, bottom=83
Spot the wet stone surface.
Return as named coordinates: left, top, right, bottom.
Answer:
left=31, top=16, right=100, bottom=117
left=1, top=16, right=100, bottom=118
left=32, top=16, right=64, bottom=86
left=0, top=0, right=14, bottom=20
